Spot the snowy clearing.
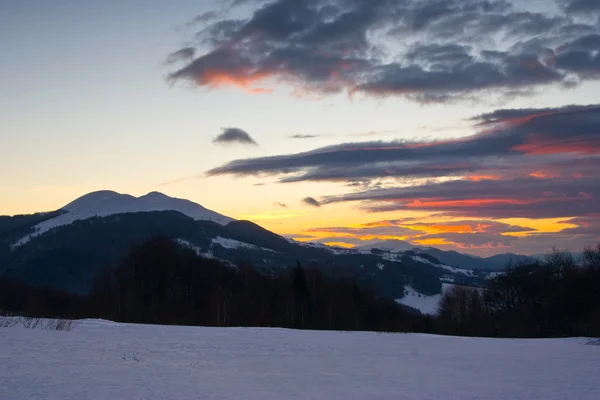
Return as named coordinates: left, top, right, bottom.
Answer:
left=1, top=320, right=598, bottom=400
left=396, top=283, right=455, bottom=315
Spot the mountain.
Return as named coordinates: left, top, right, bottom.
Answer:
left=357, top=239, right=420, bottom=252
left=415, top=247, right=535, bottom=271
left=0, top=191, right=502, bottom=302
left=14, top=190, right=234, bottom=245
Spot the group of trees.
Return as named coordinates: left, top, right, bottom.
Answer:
left=2, top=236, right=432, bottom=333
left=2, top=236, right=600, bottom=339
left=437, top=246, right=600, bottom=338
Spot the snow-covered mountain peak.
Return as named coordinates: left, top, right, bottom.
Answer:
left=14, top=190, right=235, bottom=246
left=64, top=190, right=130, bottom=210
left=139, top=191, right=169, bottom=200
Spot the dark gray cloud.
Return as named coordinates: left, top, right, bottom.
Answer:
left=552, top=34, right=600, bottom=78
left=559, top=0, right=600, bottom=15
left=213, top=128, right=258, bottom=146
left=307, top=224, right=421, bottom=237
left=274, top=201, right=288, bottom=208
left=472, top=103, right=600, bottom=123
left=168, top=0, right=600, bottom=102
left=207, top=105, right=600, bottom=182
left=207, top=104, right=600, bottom=231
left=321, top=176, right=600, bottom=219
left=302, top=197, right=321, bottom=207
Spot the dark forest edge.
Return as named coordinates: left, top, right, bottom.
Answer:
left=1, top=236, right=599, bottom=338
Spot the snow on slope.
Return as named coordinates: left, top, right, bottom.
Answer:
left=409, top=254, right=477, bottom=277
left=396, top=283, right=455, bottom=315
left=15, top=191, right=234, bottom=246
left=212, top=236, right=275, bottom=252
left=173, top=239, right=216, bottom=259
left=1, top=320, right=598, bottom=400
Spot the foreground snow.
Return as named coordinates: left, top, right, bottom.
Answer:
left=1, top=320, right=598, bottom=400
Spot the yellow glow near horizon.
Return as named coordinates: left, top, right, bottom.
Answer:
left=498, top=217, right=578, bottom=236
left=413, top=238, right=454, bottom=246
left=0, top=180, right=587, bottom=257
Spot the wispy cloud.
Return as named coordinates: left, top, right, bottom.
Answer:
left=289, top=134, right=320, bottom=139
left=164, top=47, right=196, bottom=64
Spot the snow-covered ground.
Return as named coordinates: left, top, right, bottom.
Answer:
left=396, top=283, right=455, bottom=315
left=1, top=320, right=598, bottom=400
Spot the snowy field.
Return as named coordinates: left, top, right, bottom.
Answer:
left=1, top=320, right=599, bottom=400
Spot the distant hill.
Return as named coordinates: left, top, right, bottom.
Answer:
left=357, top=239, right=419, bottom=252
left=415, top=248, right=535, bottom=271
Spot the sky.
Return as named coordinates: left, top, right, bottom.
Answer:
left=1, top=0, right=600, bottom=256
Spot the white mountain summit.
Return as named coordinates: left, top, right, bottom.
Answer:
left=15, top=190, right=234, bottom=245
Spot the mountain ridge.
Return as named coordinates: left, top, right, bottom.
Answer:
left=0, top=190, right=539, bottom=303
left=13, top=190, right=234, bottom=246
left=3, top=191, right=535, bottom=268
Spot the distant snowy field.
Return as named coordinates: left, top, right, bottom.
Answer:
left=396, top=283, right=455, bottom=315
left=1, top=320, right=598, bottom=400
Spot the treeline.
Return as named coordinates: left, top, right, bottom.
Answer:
left=1, top=236, right=431, bottom=333
left=2, top=237, right=599, bottom=338
left=437, top=246, right=600, bottom=338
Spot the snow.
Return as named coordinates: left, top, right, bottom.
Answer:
left=287, top=239, right=354, bottom=255
left=380, top=252, right=396, bottom=262
left=173, top=239, right=216, bottom=260
left=412, top=255, right=436, bottom=265
left=396, top=283, right=455, bottom=315
left=411, top=255, right=476, bottom=277
left=328, top=247, right=355, bottom=255
left=14, top=191, right=234, bottom=246
left=212, top=236, right=275, bottom=252
left=1, top=319, right=598, bottom=400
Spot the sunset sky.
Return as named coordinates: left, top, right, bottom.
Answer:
left=2, top=0, right=600, bottom=255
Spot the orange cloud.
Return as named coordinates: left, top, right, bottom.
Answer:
left=414, top=238, right=453, bottom=246
left=529, top=170, right=559, bottom=179
left=514, top=137, right=600, bottom=155
left=198, top=70, right=273, bottom=94
left=406, top=198, right=536, bottom=208
left=465, top=175, right=503, bottom=181
left=476, top=110, right=556, bottom=135
left=409, top=224, right=486, bottom=234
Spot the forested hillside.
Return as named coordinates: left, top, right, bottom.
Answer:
left=2, top=237, right=599, bottom=338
